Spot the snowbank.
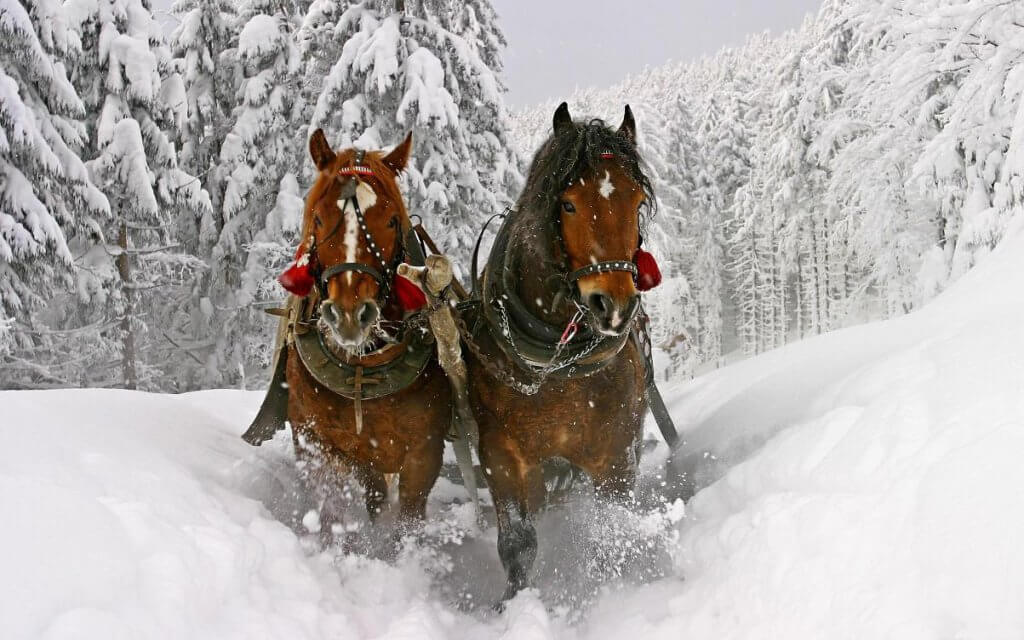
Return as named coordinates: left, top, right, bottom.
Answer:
left=587, top=228, right=1024, bottom=639
left=3, top=230, right=1024, bottom=639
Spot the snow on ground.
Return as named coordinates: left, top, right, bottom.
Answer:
left=3, top=229, right=1024, bottom=639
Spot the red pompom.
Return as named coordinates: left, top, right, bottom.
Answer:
left=395, top=272, right=427, bottom=312
left=634, top=248, right=662, bottom=291
left=278, top=253, right=316, bottom=297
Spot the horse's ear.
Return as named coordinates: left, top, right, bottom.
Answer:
left=553, top=102, right=573, bottom=134
left=617, top=105, right=637, bottom=145
left=383, top=132, right=413, bottom=174
left=309, top=128, right=335, bottom=170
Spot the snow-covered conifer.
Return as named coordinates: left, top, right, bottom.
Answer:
left=63, top=0, right=209, bottom=388
left=304, top=0, right=521, bottom=269
left=202, top=2, right=303, bottom=385
left=0, top=0, right=108, bottom=384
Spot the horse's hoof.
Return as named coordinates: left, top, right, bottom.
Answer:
left=494, top=583, right=522, bottom=611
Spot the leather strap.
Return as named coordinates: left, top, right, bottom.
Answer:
left=566, top=259, right=637, bottom=284
left=321, top=262, right=384, bottom=284
left=471, top=211, right=508, bottom=296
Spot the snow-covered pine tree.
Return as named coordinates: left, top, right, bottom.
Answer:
left=650, top=94, right=702, bottom=377
left=63, top=0, right=209, bottom=389
left=171, top=0, right=237, bottom=252
left=890, top=0, right=1024, bottom=286
left=728, top=177, right=766, bottom=355
left=303, top=0, right=521, bottom=271
left=239, top=172, right=305, bottom=371
left=0, top=0, right=109, bottom=385
left=686, top=96, right=727, bottom=366
left=201, top=0, right=304, bottom=385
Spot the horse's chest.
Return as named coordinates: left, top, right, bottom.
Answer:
left=472, top=343, right=646, bottom=457
left=286, top=353, right=449, bottom=471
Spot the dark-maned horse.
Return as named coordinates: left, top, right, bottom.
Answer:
left=281, top=130, right=450, bottom=542
left=464, top=103, right=656, bottom=600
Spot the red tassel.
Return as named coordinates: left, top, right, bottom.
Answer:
left=634, top=248, right=662, bottom=291
left=278, top=253, right=316, bottom=297
left=395, top=272, right=427, bottom=312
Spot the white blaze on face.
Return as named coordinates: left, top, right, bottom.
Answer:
left=598, top=170, right=615, bottom=199
left=337, top=181, right=378, bottom=285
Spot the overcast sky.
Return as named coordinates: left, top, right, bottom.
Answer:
left=153, top=0, right=823, bottom=108
left=492, top=0, right=822, bottom=107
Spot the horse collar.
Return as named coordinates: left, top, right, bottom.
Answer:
left=481, top=215, right=631, bottom=380
left=293, top=321, right=434, bottom=402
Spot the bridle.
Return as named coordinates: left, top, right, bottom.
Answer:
left=554, top=151, right=643, bottom=318
left=308, top=150, right=404, bottom=305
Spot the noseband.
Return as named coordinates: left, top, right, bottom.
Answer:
left=565, top=260, right=638, bottom=287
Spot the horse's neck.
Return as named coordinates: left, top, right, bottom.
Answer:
left=505, top=235, right=575, bottom=329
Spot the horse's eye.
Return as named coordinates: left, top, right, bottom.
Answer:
left=561, top=201, right=576, bottom=213
left=387, top=216, right=399, bottom=228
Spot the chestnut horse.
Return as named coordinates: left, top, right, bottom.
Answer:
left=464, top=104, right=656, bottom=600
left=271, top=130, right=450, bottom=541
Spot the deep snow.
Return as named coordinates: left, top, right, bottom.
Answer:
left=3, top=229, right=1024, bottom=639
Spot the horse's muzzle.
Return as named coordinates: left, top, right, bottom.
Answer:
left=320, top=299, right=379, bottom=347
left=584, top=291, right=639, bottom=336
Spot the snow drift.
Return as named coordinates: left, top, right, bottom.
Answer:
left=3, top=229, right=1024, bottom=639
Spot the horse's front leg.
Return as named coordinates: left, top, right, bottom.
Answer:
left=356, top=465, right=388, bottom=522
left=589, top=449, right=639, bottom=505
left=482, top=440, right=542, bottom=603
left=293, top=439, right=356, bottom=548
left=397, top=438, right=443, bottom=524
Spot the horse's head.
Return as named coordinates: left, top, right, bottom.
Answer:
left=548, top=103, right=653, bottom=336
left=303, top=128, right=413, bottom=352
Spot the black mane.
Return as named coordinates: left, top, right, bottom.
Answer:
left=519, top=118, right=656, bottom=219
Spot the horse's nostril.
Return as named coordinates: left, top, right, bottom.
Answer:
left=587, top=292, right=611, bottom=318
left=357, top=302, right=378, bottom=328
left=320, top=301, right=339, bottom=324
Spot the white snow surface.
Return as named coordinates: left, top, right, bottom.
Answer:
left=4, top=230, right=1024, bottom=638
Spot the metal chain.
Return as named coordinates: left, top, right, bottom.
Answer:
left=495, top=298, right=606, bottom=377
left=454, top=305, right=542, bottom=395
left=454, top=296, right=615, bottom=396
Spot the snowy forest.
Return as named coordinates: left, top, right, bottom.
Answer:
left=3, top=0, right=1023, bottom=390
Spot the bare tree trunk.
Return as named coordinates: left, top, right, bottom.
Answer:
left=117, top=220, right=138, bottom=390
